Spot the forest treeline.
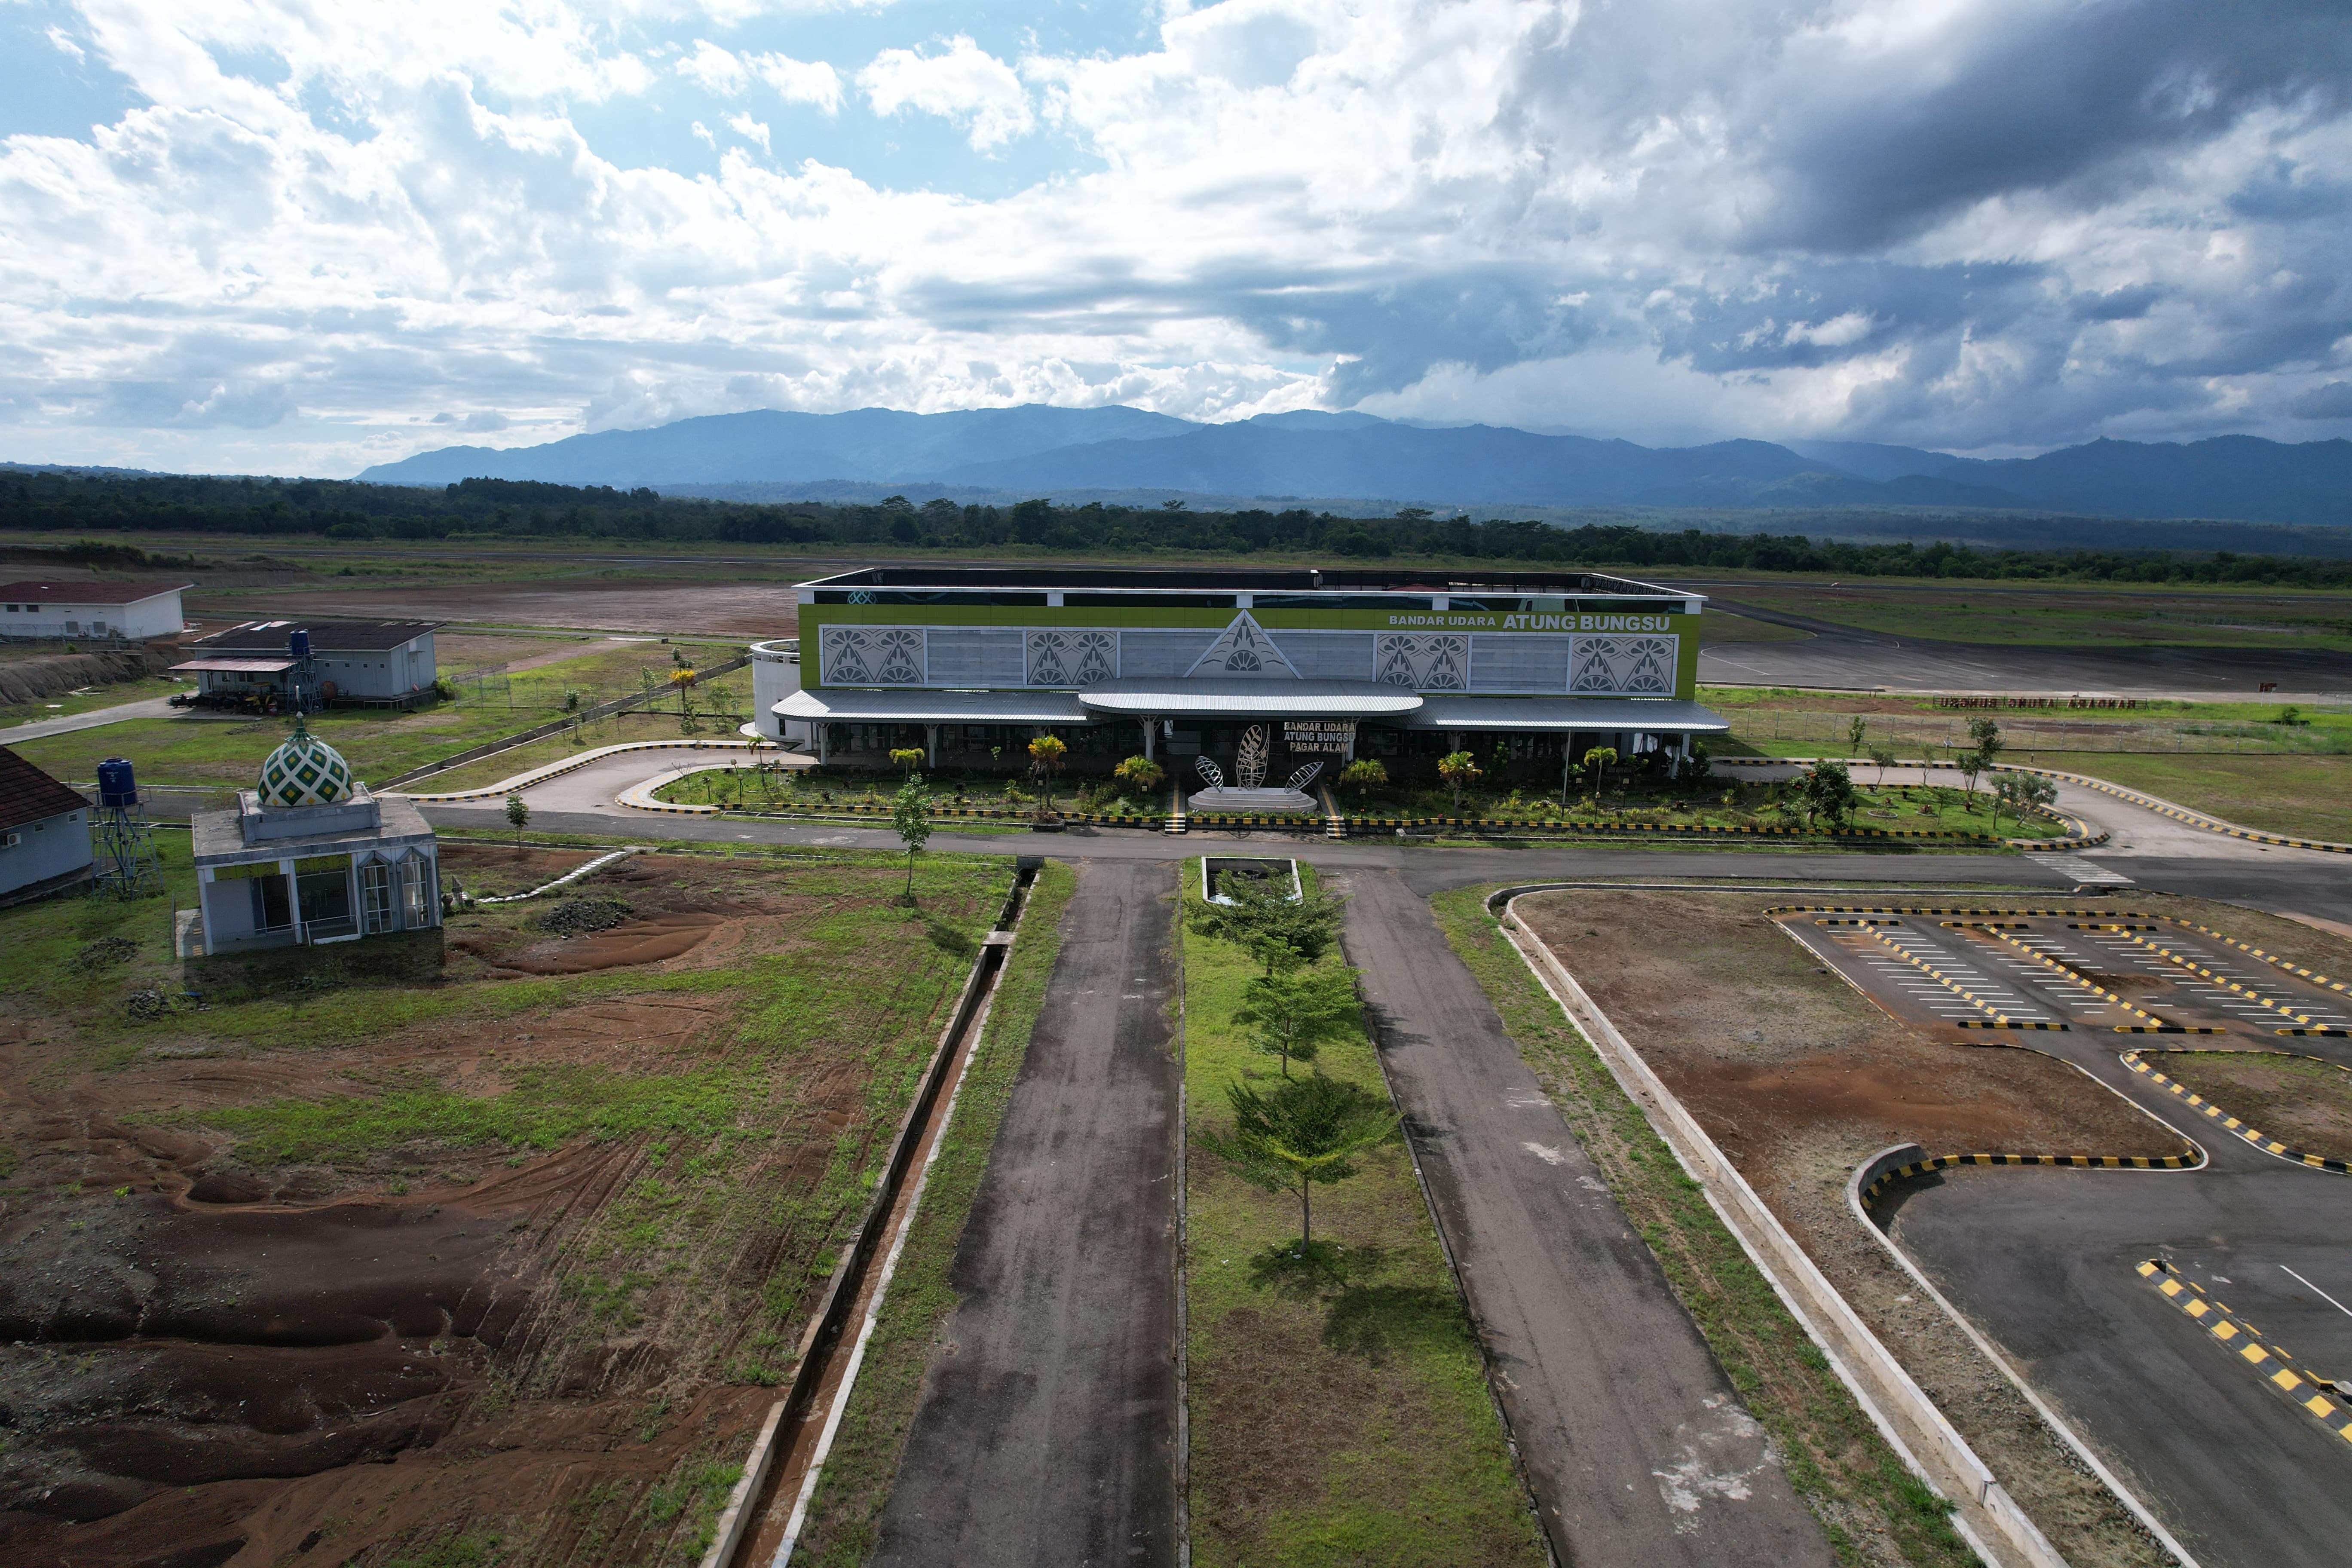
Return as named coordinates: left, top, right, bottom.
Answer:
left=6, top=466, right=2352, bottom=588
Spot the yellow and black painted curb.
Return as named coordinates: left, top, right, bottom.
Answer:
left=1957, top=920, right=2197, bottom=1033
left=1338, top=814, right=2003, bottom=842
left=1855, top=925, right=2070, bottom=1029
left=2176, top=919, right=2352, bottom=999
left=2093, top=924, right=2338, bottom=1031
left=2002, top=766, right=2352, bottom=855
left=2122, top=1051, right=2352, bottom=1174
left=1857, top=1149, right=2199, bottom=1208
left=2136, top=1260, right=2352, bottom=1443
left=1767, top=904, right=2156, bottom=919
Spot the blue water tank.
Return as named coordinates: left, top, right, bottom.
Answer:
left=97, top=757, right=137, bottom=809
left=289, top=628, right=312, bottom=660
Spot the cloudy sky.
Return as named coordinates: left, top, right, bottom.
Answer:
left=4, top=0, right=2349, bottom=475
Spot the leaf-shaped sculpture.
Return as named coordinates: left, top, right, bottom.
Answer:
left=1195, top=756, right=1225, bottom=788
left=1286, top=761, right=1324, bottom=791
left=1236, top=724, right=1270, bottom=788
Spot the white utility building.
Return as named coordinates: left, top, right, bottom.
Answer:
left=0, top=580, right=190, bottom=641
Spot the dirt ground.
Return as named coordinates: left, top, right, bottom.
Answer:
left=1520, top=890, right=2194, bottom=1568
left=2147, top=1049, right=2352, bottom=1161
left=186, top=580, right=799, bottom=639
left=0, top=845, right=1001, bottom=1568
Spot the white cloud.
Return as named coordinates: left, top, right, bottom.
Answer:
left=2, top=0, right=2349, bottom=477
left=675, top=39, right=749, bottom=96
left=858, top=35, right=1033, bottom=150
left=46, top=26, right=87, bottom=65
left=725, top=112, right=771, bottom=153
left=751, top=52, right=842, bottom=113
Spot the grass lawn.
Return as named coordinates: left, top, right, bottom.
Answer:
left=1182, top=873, right=1544, bottom=1568
left=787, top=859, right=1076, bottom=1565
left=9, top=637, right=753, bottom=791
left=1430, top=887, right=1979, bottom=1568
left=2006, top=749, right=2352, bottom=842
left=2147, top=1050, right=2352, bottom=1163
left=1717, top=582, right=2352, bottom=652
left=0, top=672, right=190, bottom=729
left=0, top=839, right=1014, bottom=1565
left=1339, top=777, right=2062, bottom=838
left=653, top=766, right=1167, bottom=820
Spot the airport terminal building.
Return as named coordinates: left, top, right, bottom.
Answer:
left=763, top=567, right=1727, bottom=785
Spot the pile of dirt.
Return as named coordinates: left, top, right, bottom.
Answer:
left=0, top=645, right=172, bottom=705
left=74, top=935, right=139, bottom=971
left=534, top=895, right=634, bottom=936
left=499, top=913, right=726, bottom=974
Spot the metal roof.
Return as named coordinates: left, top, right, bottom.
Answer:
left=1406, top=696, right=1731, bottom=733
left=171, top=657, right=297, bottom=674
left=0, top=747, right=89, bottom=833
left=775, top=688, right=1090, bottom=725
left=0, top=579, right=190, bottom=605
left=193, top=619, right=441, bottom=653
left=1077, top=679, right=1424, bottom=720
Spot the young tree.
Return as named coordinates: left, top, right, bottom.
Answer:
left=1847, top=714, right=1868, bottom=759
left=1967, top=715, right=2005, bottom=769
left=504, top=790, right=529, bottom=846
left=1800, top=759, right=1858, bottom=830
left=1954, top=748, right=1986, bottom=806
left=1199, top=1075, right=1399, bottom=1253
left=1337, top=757, right=1387, bottom=798
left=888, top=747, right=925, bottom=776
left=1234, top=963, right=1360, bottom=1078
left=1188, top=878, right=1347, bottom=977
left=891, top=771, right=932, bottom=902
left=1992, top=772, right=2057, bottom=833
left=1436, top=749, right=1481, bottom=810
left=1868, top=745, right=1897, bottom=789
left=1113, top=754, right=1167, bottom=796
left=1027, top=733, right=1068, bottom=808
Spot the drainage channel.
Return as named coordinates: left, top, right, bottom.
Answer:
left=701, top=858, right=1043, bottom=1568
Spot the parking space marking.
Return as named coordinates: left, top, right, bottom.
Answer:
left=2122, top=1051, right=2352, bottom=1175
left=1954, top=923, right=2207, bottom=1034
left=2090, top=927, right=2352, bottom=1035
left=2137, top=1261, right=2352, bottom=1450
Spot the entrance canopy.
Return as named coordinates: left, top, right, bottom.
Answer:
left=1406, top=696, right=1730, bottom=734
left=775, top=687, right=1088, bottom=726
left=1077, top=678, right=1423, bottom=721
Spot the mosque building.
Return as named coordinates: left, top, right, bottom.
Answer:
left=188, top=717, right=441, bottom=955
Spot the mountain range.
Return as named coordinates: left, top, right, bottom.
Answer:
left=358, top=407, right=2352, bottom=528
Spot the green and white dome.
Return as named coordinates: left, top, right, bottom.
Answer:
left=258, top=717, right=354, bottom=807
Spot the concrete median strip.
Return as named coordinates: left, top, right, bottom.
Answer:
left=1495, top=896, right=2067, bottom=1568
left=2136, top=1261, right=2352, bottom=1446
left=2122, top=1051, right=2352, bottom=1175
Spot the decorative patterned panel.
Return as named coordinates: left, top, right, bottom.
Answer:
left=1186, top=612, right=1297, bottom=678
left=1467, top=635, right=1571, bottom=693
left=1025, top=629, right=1119, bottom=687
left=1375, top=633, right=1469, bottom=690
left=1570, top=634, right=1677, bottom=695
left=1270, top=631, right=1376, bottom=681
left=821, top=625, right=927, bottom=685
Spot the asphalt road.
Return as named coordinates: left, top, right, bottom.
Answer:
left=3, top=693, right=178, bottom=742
left=1796, top=910, right=2352, bottom=1568
left=1887, top=1155, right=2352, bottom=1568
left=1699, top=597, right=2352, bottom=695
left=1338, top=869, right=1836, bottom=1566
left=871, top=859, right=1183, bottom=1568
left=413, top=777, right=2352, bottom=1565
